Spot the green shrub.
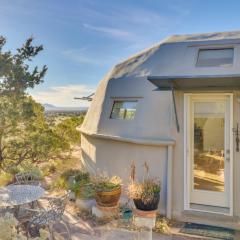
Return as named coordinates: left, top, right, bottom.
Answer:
left=20, top=163, right=43, bottom=180
left=61, top=169, right=80, bottom=180
left=8, top=163, right=43, bottom=180
left=75, top=172, right=90, bottom=184
left=53, top=169, right=91, bottom=193
left=7, top=166, right=21, bottom=175
left=61, top=169, right=90, bottom=184
left=79, top=183, right=95, bottom=199
left=53, top=177, right=68, bottom=190
left=69, top=182, right=95, bottom=199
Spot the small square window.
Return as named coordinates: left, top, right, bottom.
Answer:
left=196, top=48, right=234, bottom=67
left=110, top=100, right=137, bottom=120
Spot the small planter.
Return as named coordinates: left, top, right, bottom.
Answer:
left=95, top=186, right=121, bottom=207
left=122, top=208, right=133, bottom=221
left=76, top=198, right=96, bottom=210
left=133, top=193, right=160, bottom=211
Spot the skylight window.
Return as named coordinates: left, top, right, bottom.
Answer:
left=110, top=100, right=137, bottom=120
left=196, top=48, right=234, bottom=67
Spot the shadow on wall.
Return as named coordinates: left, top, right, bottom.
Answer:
left=81, top=149, right=97, bottom=174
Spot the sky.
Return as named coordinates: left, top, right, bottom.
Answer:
left=1, top=0, right=240, bottom=107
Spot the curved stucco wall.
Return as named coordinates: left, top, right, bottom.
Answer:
left=81, top=133, right=169, bottom=214
left=81, top=68, right=115, bottom=134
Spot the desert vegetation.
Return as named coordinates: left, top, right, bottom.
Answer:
left=0, top=36, right=84, bottom=185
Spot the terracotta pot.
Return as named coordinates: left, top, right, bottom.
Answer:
left=133, top=192, right=160, bottom=211
left=95, top=186, right=121, bottom=207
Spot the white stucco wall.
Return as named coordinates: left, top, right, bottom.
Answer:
left=81, top=134, right=168, bottom=214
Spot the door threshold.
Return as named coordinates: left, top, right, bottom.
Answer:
left=179, top=210, right=240, bottom=230
left=188, top=203, right=231, bottom=216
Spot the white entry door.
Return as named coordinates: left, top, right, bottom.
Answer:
left=186, top=94, right=232, bottom=208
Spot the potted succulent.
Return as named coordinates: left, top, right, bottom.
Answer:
left=92, top=171, right=122, bottom=207
left=128, top=162, right=161, bottom=211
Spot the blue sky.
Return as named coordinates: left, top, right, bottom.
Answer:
left=1, top=0, right=240, bottom=107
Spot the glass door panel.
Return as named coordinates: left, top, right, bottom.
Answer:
left=193, top=102, right=225, bottom=192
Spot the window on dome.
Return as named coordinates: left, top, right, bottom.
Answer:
left=110, top=100, right=137, bottom=120
left=196, top=48, right=234, bottom=67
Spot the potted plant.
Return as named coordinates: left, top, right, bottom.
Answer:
left=70, top=181, right=95, bottom=210
left=92, top=171, right=122, bottom=207
left=128, top=162, right=161, bottom=211
left=61, top=169, right=92, bottom=201
left=65, top=170, right=96, bottom=210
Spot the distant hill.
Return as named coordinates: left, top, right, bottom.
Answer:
left=43, top=103, right=87, bottom=112
left=43, top=103, right=57, bottom=110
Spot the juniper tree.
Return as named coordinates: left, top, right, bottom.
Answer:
left=0, top=37, right=83, bottom=172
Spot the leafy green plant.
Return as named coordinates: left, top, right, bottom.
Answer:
left=79, top=183, right=95, bottom=199
left=70, top=182, right=95, bottom=199
left=92, top=171, right=121, bottom=192
left=74, top=172, right=90, bottom=184
left=61, top=169, right=90, bottom=184
left=58, top=169, right=92, bottom=198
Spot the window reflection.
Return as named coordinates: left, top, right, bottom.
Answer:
left=110, top=101, right=137, bottom=120
left=193, top=102, right=225, bottom=192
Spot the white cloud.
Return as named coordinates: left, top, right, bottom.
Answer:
left=30, top=84, right=96, bottom=107
left=79, top=7, right=174, bottom=50
left=62, top=48, right=103, bottom=65
left=83, top=23, right=134, bottom=40
left=62, top=47, right=120, bottom=67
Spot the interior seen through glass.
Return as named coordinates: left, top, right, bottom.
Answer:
left=110, top=101, right=137, bottom=120
left=193, top=101, right=225, bottom=192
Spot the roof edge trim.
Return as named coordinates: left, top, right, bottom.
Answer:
left=148, top=74, right=240, bottom=81
left=80, top=128, right=175, bottom=147
left=148, top=74, right=240, bottom=91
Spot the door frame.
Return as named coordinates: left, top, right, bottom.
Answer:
left=184, top=93, right=233, bottom=216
